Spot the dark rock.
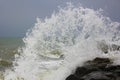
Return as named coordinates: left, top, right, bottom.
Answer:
left=114, top=70, right=120, bottom=76
left=84, top=57, right=112, bottom=71
left=105, top=65, right=120, bottom=71
left=93, top=57, right=111, bottom=63
left=65, top=57, right=120, bottom=80
left=66, top=75, right=80, bottom=80
left=82, top=71, right=112, bottom=80
left=75, top=67, right=87, bottom=77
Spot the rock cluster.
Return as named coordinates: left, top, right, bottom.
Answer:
left=66, top=57, right=120, bottom=80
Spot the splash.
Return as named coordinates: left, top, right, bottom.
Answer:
left=4, top=3, right=120, bottom=80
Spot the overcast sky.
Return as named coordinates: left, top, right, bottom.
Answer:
left=0, top=0, right=120, bottom=37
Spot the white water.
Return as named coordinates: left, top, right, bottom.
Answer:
left=4, top=3, right=120, bottom=80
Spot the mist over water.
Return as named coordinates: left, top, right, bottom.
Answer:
left=4, top=3, right=120, bottom=80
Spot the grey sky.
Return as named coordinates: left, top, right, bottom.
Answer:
left=0, top=0, right=120, bottom=37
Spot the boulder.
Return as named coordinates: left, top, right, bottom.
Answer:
left=65, top=57, right=120, bottom=80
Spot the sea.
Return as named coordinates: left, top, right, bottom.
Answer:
left=0, top=37, right=23, bottom=61
left=0, top=3, right=120, bottom=80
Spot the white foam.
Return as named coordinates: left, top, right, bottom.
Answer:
left=4, top=3, right=120, bottom=80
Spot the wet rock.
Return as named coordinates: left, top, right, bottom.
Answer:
left=66, top=75, right=80, bottom=80
left=93, top=57, right=111, bottom=63
left=84, top=57, right=112, bottom=71
left=82, top=71, right=113, bottom=80
left=65, top=57, right=120, bottom=80
left=75, top=67, right=87, bottom=77
left=114, top=70, right=120, bottom=76
left=105, top=65, right=120, bottom=71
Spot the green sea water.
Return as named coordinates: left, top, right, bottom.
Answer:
left=0, top=37, right=23, bottom=69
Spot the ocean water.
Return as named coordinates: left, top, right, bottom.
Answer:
left=1, top=3, right=120, bottom=80
left=0, top=38, right=23, bottom=61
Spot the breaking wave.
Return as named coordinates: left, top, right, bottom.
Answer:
left=4, top=3, right=120, bottom=80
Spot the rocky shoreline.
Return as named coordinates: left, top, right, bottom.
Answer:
left=66, top=57, right=120, bottom=80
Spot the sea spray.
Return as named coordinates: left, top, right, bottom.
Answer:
left=4, top=3, right=120, bottom=80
